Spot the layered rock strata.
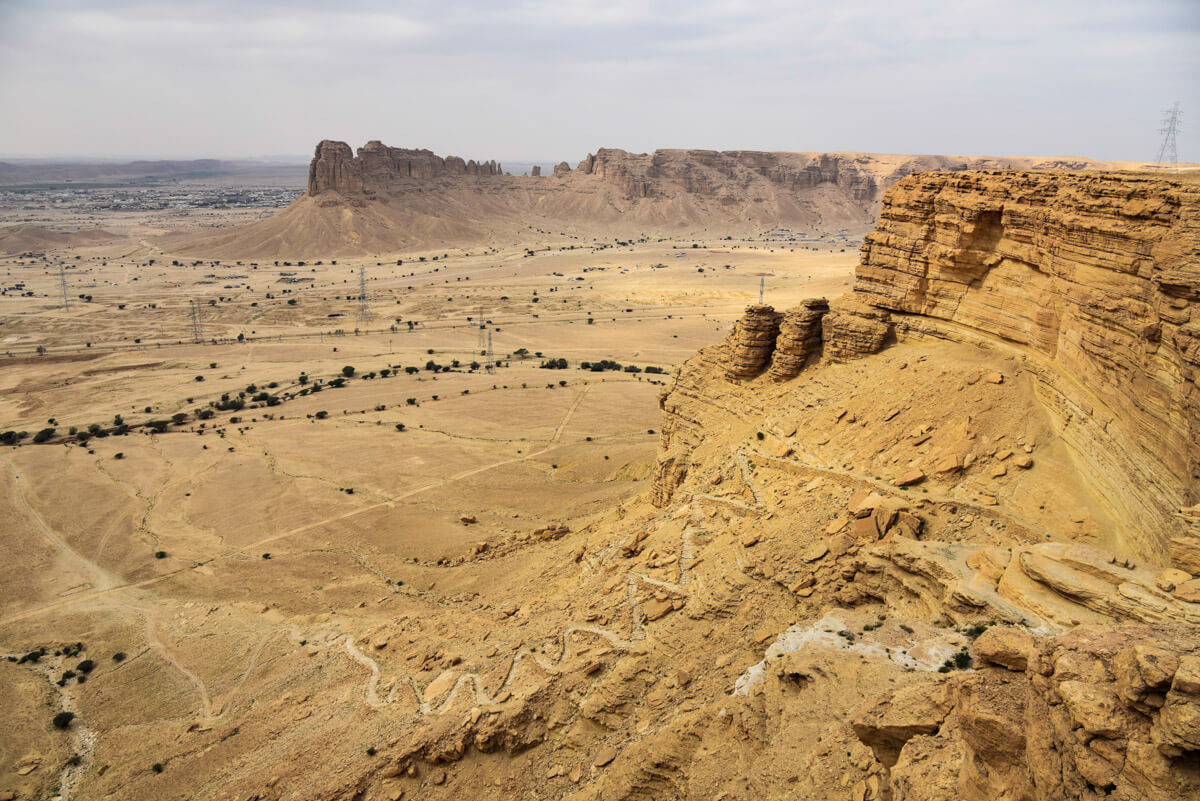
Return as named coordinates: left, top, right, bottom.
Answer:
left=724, top=305, right=783, bottom=380
left=195, top=141, right=1172, bottom=258
left=828, top=170, right=1200, bottom=568
left=853, top=625, right=1200, bottom=801
left=657, top=171, right=1200, bottom=569
left=767, top=298, right=829, bottom=380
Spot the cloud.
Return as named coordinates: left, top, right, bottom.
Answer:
left=0, top=0, right=1196, bottom=160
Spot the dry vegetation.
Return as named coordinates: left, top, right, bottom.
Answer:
left=0, top=218, right=856, bottom=800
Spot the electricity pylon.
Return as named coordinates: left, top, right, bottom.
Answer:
left=1156, top=102, right=1182, bottom=171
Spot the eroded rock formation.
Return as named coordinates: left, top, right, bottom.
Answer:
left=853, top=625, right=1200, bottom=801
left=194, top=141, right=1170, bottom=258
left=637, top=169, right=1200, bottom=801
left=724, top=305, right=783, bottom=380
left=827, top=170, right=1200, bottom=569
left=768, top=298, right=829, bottom=380
left=307, top=139, right=503, bottom=196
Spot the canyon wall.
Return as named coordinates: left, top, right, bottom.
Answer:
left=654, top=170, right=1200, bottom=571
left=841, top=170, right=1200, bottom=569
left=305, top=140, right=1118, bottom=207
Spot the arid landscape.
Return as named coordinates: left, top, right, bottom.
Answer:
left=1, top=2, right=1197, bottom=799
left=0, top=137, right=1198, bottom=801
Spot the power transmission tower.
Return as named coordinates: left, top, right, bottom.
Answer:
left=759, top=276, right=765, bottom=304
left=357, top=264, right=370, bottom=328
left=485, top=329, right=495, bottom=374
left=58, top=263, right=70, bottom=310
left=476, top=306, right=487, bottom=357
left=1156, top=102, right=1182, bottom=171
left=189, top=300, right=203, bottom=343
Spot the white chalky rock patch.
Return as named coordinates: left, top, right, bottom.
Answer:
left=732, top=611, right=965, bottom=696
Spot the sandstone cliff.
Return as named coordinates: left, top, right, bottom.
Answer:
left=636, top=169, right=1200, bottom=801
left=827, top=170, right=1200, bottom=570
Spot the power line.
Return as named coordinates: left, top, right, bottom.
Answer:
left=189, top=300, right=203, bottom=343
left=1156, top=102, right=1182, bottom=171
left=357, top=264, right=370, bottom=327
left=58, top=263, right=70, bottom=310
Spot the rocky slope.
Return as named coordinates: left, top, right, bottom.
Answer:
left=178, top=141, right=1165, bottom=258
left=637, top=169, right=1200, bottom=800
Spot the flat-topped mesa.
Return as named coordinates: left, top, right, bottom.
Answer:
left=575, top=148, right=881, bottom=203
left=788, top=170, right=1200, bottom=569
left=307, top=139, right=503, bottom=195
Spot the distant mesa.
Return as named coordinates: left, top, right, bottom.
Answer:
left=308, top=139, right=503, bottom=196
left=175, top=139, right=1169, bottom=259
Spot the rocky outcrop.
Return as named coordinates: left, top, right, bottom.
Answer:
left=530, top=165, right=541, bottom=177
left=575, top=148, right=883, bottom=203
left=307, top=139, right=502, bottom=195
left=552, top=161, right=571, bottom=178
left=822, top=296, right=891, bottom=360
left=767, top=298, right=829, bottom=380
left=825, top=170, right=1200, bottom=569
left=724, top=305, right=783, bottom=380
left=853, top=625, right=1200, bottom=801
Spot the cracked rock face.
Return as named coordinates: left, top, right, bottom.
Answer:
left=796, top=170, right=1200, bottom=570
left=852, top=625, right=1200, bottom=801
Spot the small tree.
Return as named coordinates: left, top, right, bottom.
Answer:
left=342, top=366, right=355, bottom=378
left=52, top=711, right=75, bottom=729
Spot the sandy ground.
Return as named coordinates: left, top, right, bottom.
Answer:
left=0, top=226, right=856, bottom=799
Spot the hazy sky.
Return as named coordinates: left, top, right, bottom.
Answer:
left=1, top=0, right=1197, bottom=162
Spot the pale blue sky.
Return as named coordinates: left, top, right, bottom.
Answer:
left=0, top=0, right=1196, bottom=162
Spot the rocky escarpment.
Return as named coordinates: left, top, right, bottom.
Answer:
left=575, top=148, right=884, bottom=204
left=188, top=141, right=1170, bottom=258
left=657, top=171, right=1200, bottom=571
left=308, top=139, right=503, bottom=196
left=853, top=625, right=1200, bottom=800
left=825, top=170, right=1200, bottom=571
left=641, top=170, right=1200, bottom=801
